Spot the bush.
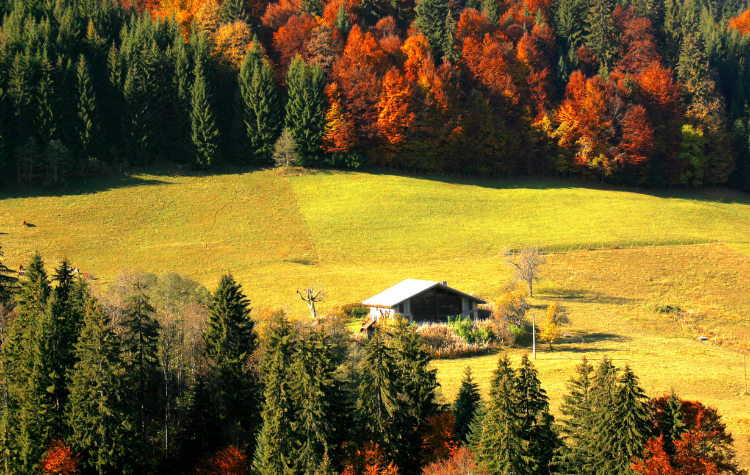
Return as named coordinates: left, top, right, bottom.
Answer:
left=335, top=302, right=370, bottom=320
left=509, top=324, right=527, bottom=345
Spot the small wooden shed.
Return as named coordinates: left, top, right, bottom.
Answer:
left=362, top=279, right=486, bottom=329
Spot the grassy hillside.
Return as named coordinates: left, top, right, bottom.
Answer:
left=1, top=167, right=749, bottom=465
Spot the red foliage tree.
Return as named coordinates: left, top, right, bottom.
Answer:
left=324, top=82, right=357, bottom=153
left=614, top=6, right=661, bottom=74
left=40, top=440, right=80, bottom=475
left=618, top=104, right=655, bottom=165
left=262, top=0, right=301, bottom=29
left=420, top=411, right=460, bottom=465
left=341, top=442, right=400, bottom=475
left=633, top=436, right=679, bottom=475
left=635, top=61, right=682, bottom=112
left=193, top=445, right=248, bottom=475
left=273, top=13, right=318, bottom=75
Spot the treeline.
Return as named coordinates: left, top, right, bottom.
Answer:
left=0, top=250, right=746, bottom=475
left=4, top=0, right=750, bottom=187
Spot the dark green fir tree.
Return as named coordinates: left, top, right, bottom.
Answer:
left=335, top=3, right=353, bottom=35
left=67, top=297, right=136, bottom=475
left=0, top=244, right=17, bottom=304
left=556, top=356, right=595, bottom=475
left=76, top=55, right=101, bottom=159
left=516, top=354, right=557, bottom=474
left=584, top=0, right=620, bottom=71
left=415, top=0, right=451, bottom=60
left=190, top=59, right=219, bottom=169
left=470, top=354, right=529, bottom=475
left=610, top=365, right=649, bottom=473
left=219, top=0, right=247, bottom=23
left=453, top=366, right=481, bottom=444
left=254, top=314, right=297, bottom=475
left=285, top=56, right=326, bottom=166
left=238, top=44, right=283, bottom=165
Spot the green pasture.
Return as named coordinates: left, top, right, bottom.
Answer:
left=1, top=167, right=749, bottom=466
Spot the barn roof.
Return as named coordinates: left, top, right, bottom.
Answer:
left=362, top=279, right=486, bottom=308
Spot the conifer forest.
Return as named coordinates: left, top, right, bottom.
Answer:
left=0, top=254, right=746, bottom=474
left=3, top=0, right=750, bottom=186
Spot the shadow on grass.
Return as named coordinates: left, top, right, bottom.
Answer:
left=314, top=168, right=750, bottom=206
left=0, top=174, right=173, bottom=199
left=542, top=288, right=637, bottom=306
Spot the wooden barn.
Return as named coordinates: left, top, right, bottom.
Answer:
left=361, top=279, right=486, bottom=332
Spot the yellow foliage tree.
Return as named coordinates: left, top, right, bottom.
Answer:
left=213, top=20, right=253, bottom=69
left=539, top=302, right=568, bottom=350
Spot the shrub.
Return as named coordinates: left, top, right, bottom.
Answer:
left=336, top=302, right=370, bottom=320
left=509, top=324, right=527, bottom=344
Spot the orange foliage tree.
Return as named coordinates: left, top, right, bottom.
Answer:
left=40, top=440, right=80, bottom=475
left=341, top=442, right=400, bottom=475
left=420, top=411, right=460, bottom=465
left=422, top=446, right=489, bottom=475
left=273, top=13, right=318, bottom=75
left=728, top=9, right=750, bottom=35
left=193, top=445, right=248, bottom=475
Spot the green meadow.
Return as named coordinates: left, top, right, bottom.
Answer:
left=1, top=167, right=749, bottom=466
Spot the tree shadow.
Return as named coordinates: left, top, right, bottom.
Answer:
left=312, top=168, right=750, bottom=205
left=0, top=174, right=172, bottom=199
left=541, top=288, right=637, bottom=306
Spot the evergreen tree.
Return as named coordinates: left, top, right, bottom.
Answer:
left=554, top=0, right=588, bottom=66
left=290, top=329, right=341, bottom=474
left=36, top=56, right=58, bottom=146
left=300, top=0, right=323, bottom=16
left=610, top=365, right=649, bottom=473
left=661, top=390, right=686, bottom=455
left=169, top=34, right=192, bottom=162
left=0, top=88, right=8, bottom=181
left=415, top=0, right=451, bottom=60
left=285, top=56, right=326, bottom=166
left=677, top=33, right=711, bottom=102
left=120, top=279, right=159, bottom=469
left=470, top=354, right=529, bottom=475
left=254, top=314, right=296, bottom=475
left=335, top=3, right=352, bottom=35
left=453, top=366, right=481, bottom=444
left=190, top=59, right=219, bottom=169
left=76, top=54, right=101, bottom=159
left=587, top=357, right=620, bottom=474
left=203, top=273, right=256, bottom=443
left=585, top=0, right=620, bottom=71
left=483, top=0, right=501, bottom=25
left=356, top=330, right=398, bottom=450
left=123, top=62, right=154, bottom=166
left=67, top=297, right=136, bottom=475
left=516, top=354, right=557, bottom=474
left=555, top=357, right=595, bottom=475
left=238, top=44, right=283, bottom=165
left=219, top=0, right=247, bottom=23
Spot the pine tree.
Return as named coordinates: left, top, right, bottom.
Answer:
left=67, top=297, right=136, bottom=475
left=584, top=0, right=620, bottom=71
left=471, top=354, right=529, bottom=475
left=285, top=56, right=326, bottom=166
left=300, top=0, right=323, bottom=16
left=0, top=88, right=8, bottom=182
left=76, top=55, right=101, bottom=159
left=169, top=34, right=192, bottom=162
left=611, top=365, right=649, bottom=473
left=190, top=59, right=219, bottom=169
left=123, top=63, right=154, bottom=166
left=661, top=390, right=686, bottom=455
left=555, top=0, right=589, bottom=56
left=516, top=354, right=557, bottom=474
left=203, top=273, right=256, bottom=444
left=415, top=0, right=451, bottom=60
left=36, top=56, right=58, bottom=146
left=254, top=314, right=296, bottom=475
left=556, top=357, right=595, bottom=475
left=453, top=366, right=481, bottom=444
left=356, top=330, right=398, bottom=450
left=677, top=33, right=711, bottom=102
left=120, top=279, right=159, bottom=469
left=239, top=44, right=283, bottom=165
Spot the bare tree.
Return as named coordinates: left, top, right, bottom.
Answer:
left=504, top=247, right=546, bottom=297
left=273, top=127, right=300, bottom=169
left=297, top=288, right=323, bottom=318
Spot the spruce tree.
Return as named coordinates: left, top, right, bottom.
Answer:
left=76, top=54, right=101, bottom=159
left=453, top=366, right=481, bottom=444
left=471, top=354, right=529, bottom=475
left=254, top=314, right=296, bottom=475
left=335, top=3, right=352, bottom=35
left=483, top=0, right=501, bottom=25
left=239, top=44, right=283, bottom=165
left=356, top=330, right=398, bottom=450
left=0, top=88, right=8, bottom=182
left=190, top=59, right=219, bottom=169
left=219, top=0, right=247, bottom=23
left=169, top=34, right=192, bottom=162
left=290, top=329, right=341, bottom=474
left=661, top=390, right=686, bottom=455
left=120, top=280, right=159, bottom=469
left=67, top=297, right=136, bottom=475
left=556, top=357, right=595, bottom=475
left=584, top=0, right=620, bottom=71
left=611, top=365, right=649, bottom=473
left=554, top=0, right=588, bottom=59
left=300, top=0, right=323, bottom=16
left=415, top=0, right=451, bottom=60
left=36, top=56, right=58, bottom=146
left=516, top=354, right=557, bottom=474
left=285, top=56, right=326, bottom=166
left=204, top=273, right=256, bottom=443
left=587, top=357, right=620, bottom=475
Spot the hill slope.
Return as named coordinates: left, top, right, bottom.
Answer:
left=1, top=168, right=749, bottom=466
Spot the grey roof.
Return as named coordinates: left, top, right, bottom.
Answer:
left=362, top=279, right=486, bottom=308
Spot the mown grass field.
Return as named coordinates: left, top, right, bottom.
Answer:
left=1, top=166, right=749, bottom=466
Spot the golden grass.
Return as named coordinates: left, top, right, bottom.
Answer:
left=1, top=168, right=750, bottom=466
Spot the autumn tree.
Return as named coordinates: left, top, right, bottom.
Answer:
left=505, top=247, right=545, bottom=297
left=539, top=302, right=569, bottom=350
left=40, top=440, right=81, bottom=475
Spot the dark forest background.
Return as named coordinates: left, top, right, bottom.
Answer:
left=3, top=0, right=750, bottom=188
